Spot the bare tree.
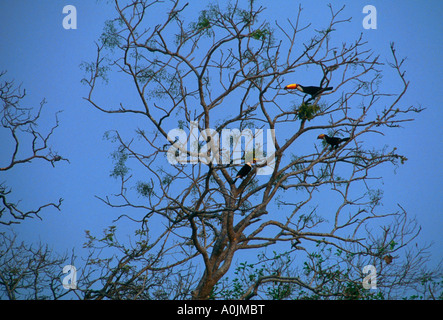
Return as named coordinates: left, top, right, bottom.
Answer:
left=79, top=0, right=440, bottom=300
left=0, top=71, right=68, bottom=225
left=0, top=231, right=72, bottom=300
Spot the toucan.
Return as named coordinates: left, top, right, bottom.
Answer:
left=317, top=134, right=350, bottom=150
left=233, top=159, right=256, bottom=183
left=284, top=84, right=333, bottom=98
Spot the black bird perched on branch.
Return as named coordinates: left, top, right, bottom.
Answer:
left=285, top=83, right=334, bottom=98
left=284, top=83, right=333, bottom=98
left=233, top=159, right=256, bottom=183
left=317, top=134, right=350, bottom=150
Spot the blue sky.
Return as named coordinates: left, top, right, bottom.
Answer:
left=1, top=0, right=442, bottom=291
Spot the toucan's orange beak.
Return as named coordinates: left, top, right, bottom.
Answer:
left=317, top=134, right=325, bottom=139
left=284, top=83, right=298, bottom=90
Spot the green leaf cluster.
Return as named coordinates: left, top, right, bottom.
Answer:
left=295, top=102, right=321, bottom=121
left=110, top=149, right=129, bottom=179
